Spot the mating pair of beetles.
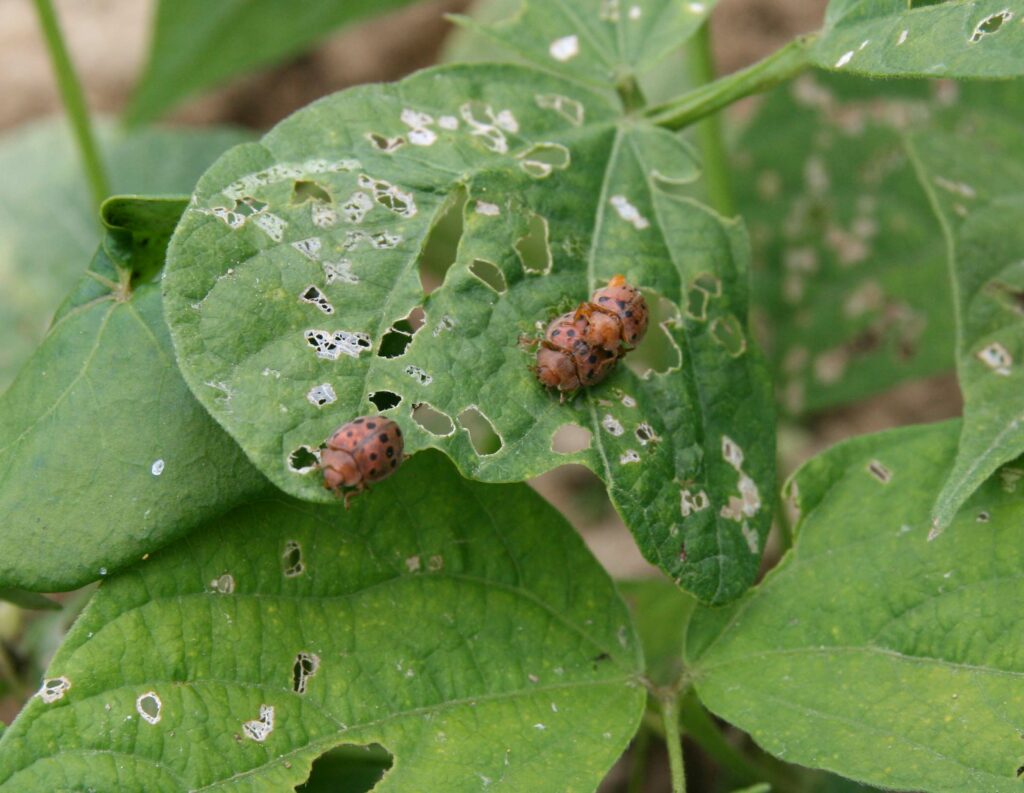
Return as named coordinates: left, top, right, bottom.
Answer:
left=322, top=275, right=648, bottom=505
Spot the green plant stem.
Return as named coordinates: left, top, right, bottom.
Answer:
left=681, top=22, right=735, bottom=216
left=647, top=35, right=814, bottom=133
left=627, top=724, right=652, bottom=793
left=32, top=0, right=110, bottom=212
left=661, top=695, right=687, bottom=793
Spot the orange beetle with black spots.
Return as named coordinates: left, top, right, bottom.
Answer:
left=321, top=415, right=404, bottom=507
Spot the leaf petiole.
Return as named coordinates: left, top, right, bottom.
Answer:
left=646, top=35, right=815, bottom=133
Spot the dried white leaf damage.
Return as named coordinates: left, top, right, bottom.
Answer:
left=977, top=342, right=1013, bottom=375
left=609, top=195, right=650, bottom=230
left=549, top=34, right=580, bottom=62
left=601, top=414, right=625, bottom=436
left=719, top=436, right=762, bottom=553
left=405, top=365, right=433, bottom=386
left=305, top=329, right=372, bottom=360
left=535, top=94, right=585, bottom=126
left=283, top=540, right=305, bottom=577
left=36, top=677, right=71, bottom=704
left=680, top=489, right=710, bottom=517
left=292, top=652, right=320, bottom=694
left=970, top=10, right=1013, bottom=43
left=307, top=383, right=337, bottom=408
left=242, top=704, right=275, bottom=742
left=209, top=573, right=236, bottom=594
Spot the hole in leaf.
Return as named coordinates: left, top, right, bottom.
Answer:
left=970, top=10, right=1012, bottom=41
left=469, top=258, right=507, bottom=293
left=292, top=180, right=332, bottom=205
left=710, top=314, right=748, bottom=357
left=626, top=293, right=682, bottom=377
left=366, top=132, right=405, bottom=152
left=136, top=692, right=161, bottom=724
left=418, top=187, right=466, bottom=294
left=685, top=273, right=722, bottom=321
left=376, top=309, right=424, bottom=359
left=412, top=403, right=455, bottom=436
left=283, top=540, right=305, bottom=577
left=289, top=446, right=320, bottom=473
left=369, top=391, right=402, bottom=411
left=518, top=143, right=571, bottom=178
left=297, top=744, right=393, bottom=792
left=458, top=407, right=503, bottom=455
left=551, top=424, right=592, bottom=454
left=292, top=652, right=320, bottom=694
left=515, top=211, right=552, bottom=275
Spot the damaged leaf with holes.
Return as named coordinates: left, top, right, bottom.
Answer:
left=903, top=88, right=1024, bottom=534
left=0, top=452, right=644, bottom=791
left=739, top=73, right=956, bottom=413
left=0, top=197, right=266, bottom=591
left=813, top=0, right=1024, bottom=78
left=163, top=62, right=775, bottom=604
left=687, top=421, right=1024, bottom=792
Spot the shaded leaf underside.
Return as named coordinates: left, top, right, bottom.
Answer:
left=164, top=62, right=775, bottom=604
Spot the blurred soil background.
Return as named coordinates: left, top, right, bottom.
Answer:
left=0, top=0, right=963, bottom=787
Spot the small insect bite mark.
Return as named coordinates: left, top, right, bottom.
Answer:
left=292, top=652, right=320, bottom=694
left=210, top=573, right=235, bottom=594
left=867, top=460, right=892, bottom=484
left=136, top=692, right=162, bottom=724
left=151, top=459, right=165, bottom=476
left=37, top=677, right=71, bottom=703
left=242, top=704, right=275, bottom=742
left=977, top=342, right=1013, bottom=375
left=609, top=195, right=650, bottom=230
left=282, top=540, right=305, bottom=577
left=549, top=34, right=579, bottom=61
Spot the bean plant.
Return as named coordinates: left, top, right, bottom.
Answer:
left=0, top=0, right=1022, bottom=790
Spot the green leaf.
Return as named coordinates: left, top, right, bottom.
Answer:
left=126, top=0, right=421, bottom=124
left=902, top=88, right=1024, bottom=534
left=688, top=420, right=1024, bottom=792
left=453, top=0, right=716, bottom=89
left=0, top=452, right=644, bottom=791
left=812, top=0, right=1024, bottom=78
left=737, top=73, right=957, bottom=414
left=0, top=590, right=59, bottom=612
left=0, top=200, right=267, bottom=592
left=0, top=119, right=250, bottom=391
left=163, top=63, right=776, bottom=604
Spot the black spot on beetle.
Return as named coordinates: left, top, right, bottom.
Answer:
left=391, top=459, right=398, bottom=468
left=347, top=431, right=354, bottom=438
left=354, top=418, right=364, bottom=424
left=395, top=428, right=402, bottom=437
left=379, top=433, right=389, bottom=442
left=567, top=329, right=575, bottom=337
left=625, top=310, right=633, bottom=317
left=370, top=453, right=378, bottom=461
left=598, top=296, right=609, bottom=303
left=616, top=300, right=627, bottom=309
left=552, top=329, right=560, bottom=337
left=386, top=447, right=395, bottom=457
left=588, top=354, right=597, bottom=364
left=367, top=421, right=377, bottom=429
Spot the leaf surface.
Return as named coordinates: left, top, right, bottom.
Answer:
left=163, top=63, right=775, bottom=604
left=0, top=120, right=249, bottom=391
left=902, top=85, right=1024, bottom=532
left=737, top=73, right=957, bottom=414
left=452, top=0, right=716, bottom=89
left=0, top=199, right=267, bottom=592
left=688, top=420, right=1024, bottom=792
left=125, top=0, right=420, bottom=124
left=0, top=452, right=644, bottom=792
left=813, top=0, right=1024, bottom=78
